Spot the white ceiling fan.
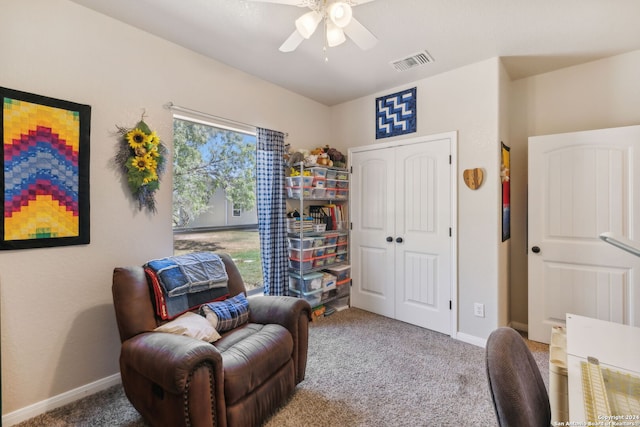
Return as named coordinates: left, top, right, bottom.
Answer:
left=252, top=0, right=378, bottom=53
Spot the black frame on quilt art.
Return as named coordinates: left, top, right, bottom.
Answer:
left=1, top=87, right=91, bottom=250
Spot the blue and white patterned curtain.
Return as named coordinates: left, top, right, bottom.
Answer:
left=256, top=128, right=289, bottom=296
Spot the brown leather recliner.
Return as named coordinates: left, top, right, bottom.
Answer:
left=112, top=253, right=312, bottom=427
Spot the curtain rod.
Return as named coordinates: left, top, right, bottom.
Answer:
left=164, top=102, right=287, bottom=137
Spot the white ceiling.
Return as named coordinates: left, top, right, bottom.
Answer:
left=69, top=0, right=640, bottom=106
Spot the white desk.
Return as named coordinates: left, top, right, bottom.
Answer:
left=566, top=313, right=640, bottom=423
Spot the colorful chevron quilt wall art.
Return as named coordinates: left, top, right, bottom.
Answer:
left=1, top=87, right=90, bottom=250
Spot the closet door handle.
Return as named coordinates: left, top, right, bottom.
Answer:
left=396, top=237, right=403, bottom=243
left=386, top=236, right=393, bottom=242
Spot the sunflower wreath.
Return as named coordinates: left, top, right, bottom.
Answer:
left=114, top=118, right=168, bottom=213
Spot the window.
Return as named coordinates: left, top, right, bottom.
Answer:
left=172, top=114, right=263, bottom=290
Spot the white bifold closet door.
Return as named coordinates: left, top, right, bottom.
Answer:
left=350, top=134, right=453, bottom=335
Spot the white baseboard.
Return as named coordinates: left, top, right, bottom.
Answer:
left=2, top=373, right=122, bottom=427
left=456, top=331, right=487, bottom=348
left=510, top=321, right=528, bottom=332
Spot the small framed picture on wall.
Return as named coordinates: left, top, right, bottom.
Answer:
left=375, top=87, right=416, bottom=139
left=501, top=142, right=510, bottom=242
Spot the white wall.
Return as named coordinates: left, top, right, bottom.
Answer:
left=0, top=0, right=331, bottom=416
left=331, top=58, right=503, bottom=341
left=508, top=50, right=640, bottom=328
left=498, top=61, right=512, bottom=327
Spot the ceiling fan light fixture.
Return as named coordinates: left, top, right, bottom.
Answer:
left=328, top=2, right=353, bottom=28
left=295, top=10, right=322, bottom=39
left=326, top=21, right=346, bottom=47
left=269, top=0, right=377, bottom=54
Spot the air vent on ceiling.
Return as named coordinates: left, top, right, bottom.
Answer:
left=390, top=50, right=434, bottom=72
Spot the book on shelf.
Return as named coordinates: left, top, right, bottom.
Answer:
left=324, top=204, right=346, bottom=231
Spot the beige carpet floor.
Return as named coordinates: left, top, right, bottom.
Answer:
left=16, top=307, right=549, bottom=426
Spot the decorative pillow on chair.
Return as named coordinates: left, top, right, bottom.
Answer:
left=200, top=293, right=250, bottom=333
left=154, top=311, right=222, bottom=342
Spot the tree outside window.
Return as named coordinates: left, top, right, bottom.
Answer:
left=172, top=118, right=256, bottom=228
left=172, top=117, right=262, bottom=290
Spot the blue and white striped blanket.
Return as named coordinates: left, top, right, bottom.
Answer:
left=146, top=252, right=228, bottom=296
left=144, top=252, right=229, bottom=320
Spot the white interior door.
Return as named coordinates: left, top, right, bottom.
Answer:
left=350, top=147, right=396, bottom=318
left=528, top=125, right=640, bottom=343
left=394, top=141, right=451, bottom=333
left=351, top=135, right=453, bottom=334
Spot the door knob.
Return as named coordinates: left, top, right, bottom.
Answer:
left=386, top=236, right=393, bottom=242
left=531, top=246, right=541, bottom=254
left=396, top=237, right=403, bottom=243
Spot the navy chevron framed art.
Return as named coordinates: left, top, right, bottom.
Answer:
left=1, top=87, right=91, bottom=250
left=375, top=87, right=416, bottom=139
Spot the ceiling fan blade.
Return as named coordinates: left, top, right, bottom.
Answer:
left=344, top=17, right=378, bottom=50
left=351, top=0, right=377, bottom=5
left=279, top=29, right=305, bottom=52
left=248, top=0, right=312, bottom=6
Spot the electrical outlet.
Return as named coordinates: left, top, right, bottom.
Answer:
left=474, top=303, right=485, bottom=318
